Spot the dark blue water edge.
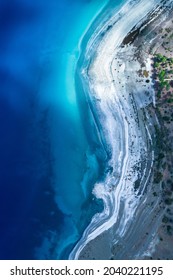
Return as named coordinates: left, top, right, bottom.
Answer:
left=0, top=0, right=106, bottom=260
left=0, top=0, right=126, bottom=260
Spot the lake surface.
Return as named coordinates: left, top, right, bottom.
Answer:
left=0, top=0, right=111, bottom=259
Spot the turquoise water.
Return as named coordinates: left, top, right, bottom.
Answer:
left=35, top=0, right=109, bottom=259
left=0, top=0, right=108, bottom=259
left=0, top=0, right=131, bottom=260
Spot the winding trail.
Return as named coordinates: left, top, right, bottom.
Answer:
left=69, top=0, right=172, bottom=259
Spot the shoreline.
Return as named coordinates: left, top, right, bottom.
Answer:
left=70, top=1, right=173, bottom=259
left=69, top=0, right=173, bottom=260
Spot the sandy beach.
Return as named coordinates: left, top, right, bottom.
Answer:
left=69, top=0, right=173, bottom=260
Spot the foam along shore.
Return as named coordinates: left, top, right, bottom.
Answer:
left=69, top=0, right=172, bottom=260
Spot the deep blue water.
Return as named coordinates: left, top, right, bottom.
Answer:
left=0, top=0, right=108, bottom=259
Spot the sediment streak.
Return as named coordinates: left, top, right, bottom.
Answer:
left=69, top=0, right=171, bottom=259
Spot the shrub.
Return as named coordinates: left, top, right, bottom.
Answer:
left=165, top=198, right=173, bottom=205
left=154, top=171, right=163, bottom=183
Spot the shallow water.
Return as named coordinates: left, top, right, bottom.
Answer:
left=0, top=0, right=108, bottom=259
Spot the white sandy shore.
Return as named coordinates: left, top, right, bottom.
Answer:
left=69, top=0, right=172, bottom=259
